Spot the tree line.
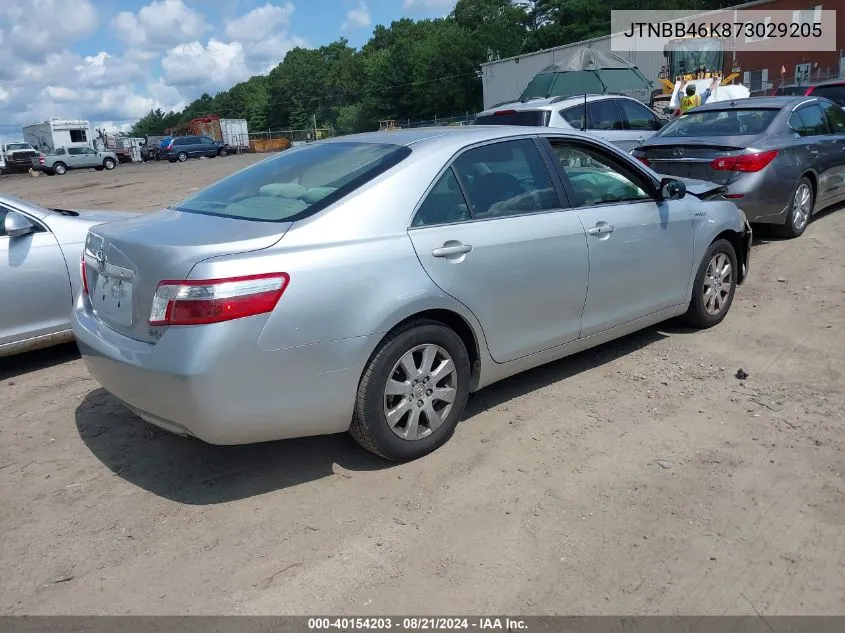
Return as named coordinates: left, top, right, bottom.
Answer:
left=130, top=0, right=736, bottom=138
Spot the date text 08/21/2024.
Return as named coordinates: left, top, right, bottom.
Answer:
left=306, top=617, right=528, bottom=630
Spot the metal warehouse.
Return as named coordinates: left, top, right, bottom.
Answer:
left=481, top=0, right=844, bottom=110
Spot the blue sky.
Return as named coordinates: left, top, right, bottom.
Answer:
left=0, top=0, right=457, bottom=138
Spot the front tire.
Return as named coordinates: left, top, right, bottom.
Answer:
left=177, top=152, right=188, bottom=162
left=350, top=320, right=471, bottom=461
left=774, top=176, right=814, bottom=239
left=682, top=238, right=738, bottom=329
left=53, top=162, right=67, bottom=175
left=218, top=148, right=228, bottom=157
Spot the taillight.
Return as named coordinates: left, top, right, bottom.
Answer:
left=804, top=87, right=814, bottom=96
left=81, top=256, right=89, bottom=295
left=636, top=156, right=650, bottom=167
left=710, top=150, right=779, bottom=173
left=494, top=109, right=517, bottom=116
left=149, top=273, right=289, bottom=326
left=39, top=156, right=45, bottom=164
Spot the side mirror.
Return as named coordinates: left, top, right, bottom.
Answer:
left=4, top=211, right=37, bottom=238
left=659, top=177, right=686, bottom=201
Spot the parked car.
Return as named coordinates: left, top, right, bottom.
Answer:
left=632, top=96, right=845, bottom=238
left=0, top=195, right=138, bottom=357
left=804, top=78, right=845, bottom=107
left=73, top=127, right=751, bottom=461
left=159, top=135, right=229, bottom=162
left=32, top=146, right=119, bottom=176
left=474, top=95, right=665, bottom=152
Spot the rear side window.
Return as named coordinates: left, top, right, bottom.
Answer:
left=789, top=105, right=830, bottom=136
left=474, top=110, right=551, bottom=127
left=412, top=168, right=470, bottom=227
left=617, top=99, right=660, bottom=131
left=587, top=100, right=624, bottom=131
left=820, top=100, right=845, bottom=133
left=812, top=84, right=845, bottom=106
left=175, top=141, right=411, bottom=222
left=659, top=108, right=779, bottom=137
left=451, top=139, right=559, bottom=219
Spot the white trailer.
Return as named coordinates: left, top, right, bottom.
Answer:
left=22, top=118, right=93, bottom=154
left=220, top=118, right=249, bottom=150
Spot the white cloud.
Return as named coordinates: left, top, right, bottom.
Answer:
left=0, top=0, right=308, bottom=137
left=224, top=2, right=307, bottom=72
left=162, top=39, right=249, bottom=89
left=341, top=1, right=371, bottom=31
left=0, top=0, right=98, bottom=61
left=112, top=0, right=210, bottom=50
left=402, top=0, right=456, bottom=11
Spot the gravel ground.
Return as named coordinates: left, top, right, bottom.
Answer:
left=1, top=155, right=844, bottom=615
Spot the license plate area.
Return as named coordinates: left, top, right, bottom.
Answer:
left=92, top=274, right=134, bottom=326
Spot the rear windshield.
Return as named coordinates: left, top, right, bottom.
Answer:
left=6, top=143, right=31, bottom=150
left=174, top=142, right=411, bottom=222
left=475, top=110, right=551, bottom=127
left=812, top=84, right=845, bottom=105
left=657, top=108, right=779, bottom=137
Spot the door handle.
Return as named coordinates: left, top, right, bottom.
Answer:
left=432, top=243, right=472, bottom=257
left=587, top=223, right=615, bottom=236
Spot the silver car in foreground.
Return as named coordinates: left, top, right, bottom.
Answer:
left=0, top=196, right=136, bottom=357
left=73, top=127, right=751, bottom=461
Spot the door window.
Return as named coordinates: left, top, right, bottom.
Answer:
left=549, top=142, right=652, bottom=207
left=618, top=99, right=660, bottom=131
left=412, top=168, right=471, bottom=227
left=201, top=137, right=216, bottom=145
left=586, top=100, right=624, bottom=131
left=789, top=105, right=830, bottom=136
left=451, top=139, right=560, bottom=219
left=67, top=147, right=83, bottom=155
left=819, top=100, right=845, bottom=133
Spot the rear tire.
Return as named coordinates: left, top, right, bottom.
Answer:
left=350, top=320, right=471, bottom=461
left=53, top=162, right=67, bottom=175
left=177, top=152, right=188, bottom=162
left=103, top=158, right=116, bottom=170
left=681, top=238, right=738, bottom=329
left=773, top=176, right=814, bottom=239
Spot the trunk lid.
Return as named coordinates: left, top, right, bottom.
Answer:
left=84, top=209, right=289, bottom=343
left=636, top=135, right=764, bottom=184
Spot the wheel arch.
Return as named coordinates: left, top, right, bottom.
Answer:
left=369, top=309, right=483, bottom=392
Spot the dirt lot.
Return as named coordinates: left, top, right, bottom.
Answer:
left=1, top=156, right=844, bottom=615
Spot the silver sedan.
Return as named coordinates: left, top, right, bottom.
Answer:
left=72, top=127, right=752, bottom=461
left=0, top=196, right=137, bottom=357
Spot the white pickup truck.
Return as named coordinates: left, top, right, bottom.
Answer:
left=1, top=142, right=39, bottom=174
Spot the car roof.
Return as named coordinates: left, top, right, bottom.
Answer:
left=811, top=78, right=845, bottom=87
left=693, top=95, right=821, bottom=111
left=319, top=125, right=596, bottom=149
left=477, top=94, right=638, bottom=115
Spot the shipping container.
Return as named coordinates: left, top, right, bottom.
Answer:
left=249, top=137, right=291, bottom=153
left=220, top=119, right=249, bottom=149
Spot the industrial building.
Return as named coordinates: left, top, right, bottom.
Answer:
left=481, top=0, right=845, bottom=109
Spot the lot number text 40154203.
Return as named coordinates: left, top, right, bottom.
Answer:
left=307, top=617, right=529, bottom=630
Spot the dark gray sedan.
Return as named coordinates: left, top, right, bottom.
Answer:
left=632, top=96, right=845, bottom=238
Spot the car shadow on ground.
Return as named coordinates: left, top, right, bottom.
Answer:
left=0, top=342, right=80, bottom=381
left=75, top=325, right=669, bottom=505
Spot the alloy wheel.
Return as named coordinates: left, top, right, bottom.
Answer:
left=383, top=344, right=457, bottom=441
left=703, top=252, right=733, bottom=316
left=792, top=183, right=812, bottom=231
